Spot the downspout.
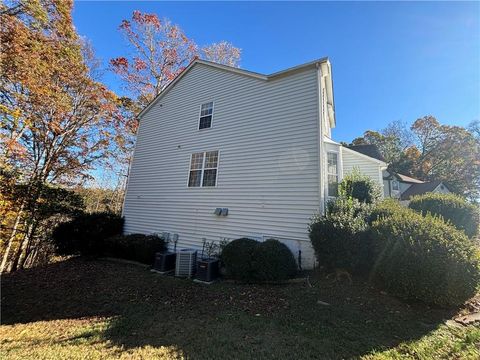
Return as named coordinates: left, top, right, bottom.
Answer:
left=316, top=63, right=325, bottom=214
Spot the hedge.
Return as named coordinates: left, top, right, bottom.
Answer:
left=104, top=234, right=167, bottom=264
left=53, top=212, right=124, bottom=256
left=409, top=193, right=479, bottom=238
left=309, top=197, right=373, bottom=272
left=220, top=238, right=258, bottom=282
left=221, top=238, right=297, bottom=282
left=370, top=210, right=480, bottom=306
left=254, top=239, right=298, bottom=282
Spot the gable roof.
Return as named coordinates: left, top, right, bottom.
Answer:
left=347, top=145, right=385, bottom=162
left=400, top=180, right=449, bottom=200
left=383, top=170, right=425, bottom=184
left=396, top=173, right=424, bottom=184
left=137, top=57, right=331, bottom=119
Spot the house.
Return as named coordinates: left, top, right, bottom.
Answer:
left=342, top=144, right=451, bottom=202
left=122, top=58, right=388, bottom=268
left=383, top=170, right=451, bottom=202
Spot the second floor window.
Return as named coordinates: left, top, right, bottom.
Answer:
left=188, top=150, right=219, bottom=187
left=327, top=152, right=339, bottom=197
left=199, top=102, right=214, bottom=129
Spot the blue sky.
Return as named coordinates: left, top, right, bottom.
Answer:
left=73, top=1, right=479, bottom=142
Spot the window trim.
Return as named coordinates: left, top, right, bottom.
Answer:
left=326, top=151, right=339, bottom=199
left=197, top=101, right=214, bottom=130
left=186, top=150, right=220, bottom=188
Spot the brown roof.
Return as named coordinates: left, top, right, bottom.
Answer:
left=396, top=173, right=424, bottom=184
left=400, top=180, right=446, bottom=200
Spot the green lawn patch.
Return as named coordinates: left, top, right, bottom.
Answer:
left=1, top=258, right=478, bottom=359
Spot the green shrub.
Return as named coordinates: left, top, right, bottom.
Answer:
left=368, top=198, right=410, bottom=224
left=309, top=197, right=373, bottom=272
left=370, top=210, right=480, bottom=306
left=221, top=238, right=297, bottom=282
left=221, top=238, right=259, bottom=282
left=253, top=239, right=297, bottom=282
left=339, top=169, right=382, bottom=204
left=53, top=212, right=124, bottom=256
left=104, top=234, right=167, bottom=264
left=409, top=193, right=479, bottom=238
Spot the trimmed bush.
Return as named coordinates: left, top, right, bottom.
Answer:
left=409, top=193, right=479, bottom=238
left=254, top=239, right=297, bottom=282
left=53, top=212, right=124, bottom=256
left=221, top=238, right=259, bottom=282
left=309, top=197, right=373, bottom=272
left=368, top=198, right=410, bottom=225
left=221, top=238, right=297, bottom=282
left=339, top=169, right=382, bottom=204
left=104, top=234, right=167, bottom=264
left=370, top=210, right=480, bottom=306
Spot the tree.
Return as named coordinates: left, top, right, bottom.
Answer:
left=0, top=0, right=125, bottom=272
left=351, top=116, right=480, bottom=200
left=110, top=11, right=198, bottom=107
left=202, top=41, right=241, bottom=67
left=351, top=127, right=413, bottom=174
left=110, top=10, right=241, bottom=108
left=410, top=116, right=480, bottom=199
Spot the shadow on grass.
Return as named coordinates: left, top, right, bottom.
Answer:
left=1, top=258, right=458, bottom=359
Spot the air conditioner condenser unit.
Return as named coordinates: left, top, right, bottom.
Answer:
left=175, top=249, right=197, bottom=277
left=153, top=252, right=176, bottom=273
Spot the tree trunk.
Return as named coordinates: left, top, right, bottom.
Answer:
left=0, top=233, right=15, bottom=274
left=0, top=201, right=26, bottom=273
left=10, top=179, right=45, bottom=272
left=18, top=220, right=39, bottom=270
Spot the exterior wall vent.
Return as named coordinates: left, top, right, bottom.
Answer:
left=214, top=208, right=228, bottom=216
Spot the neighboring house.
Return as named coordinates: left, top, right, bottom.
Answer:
left=122, top=57, right=387, bottom=268
left=383, top=171, right=451, bottom=202
left=344, top=144, right=451, bottom=202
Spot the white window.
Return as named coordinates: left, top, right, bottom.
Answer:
left=188, top=150, right=219, bottom=187
left=199, top=102, right=214, bottom=130
left=392, top=180, right=399, bottom=191
left=327, top=152, right=339, bottom=197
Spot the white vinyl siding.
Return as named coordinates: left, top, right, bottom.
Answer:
left=123, top=63, right=320, bottom=268
left=341, top=148, right=384, bottom=196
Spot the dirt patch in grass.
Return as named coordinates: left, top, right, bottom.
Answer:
left=1, top=258, right=478, bottom=359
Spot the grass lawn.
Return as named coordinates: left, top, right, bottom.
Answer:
left=1, top=258, right=479, bottom=359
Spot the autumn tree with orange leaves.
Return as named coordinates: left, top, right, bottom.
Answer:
left=0, top=1, right=126, bottom=272
left=352, top=116, right=480, bottom=200
left=111, top=10, right=241, bottom=108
